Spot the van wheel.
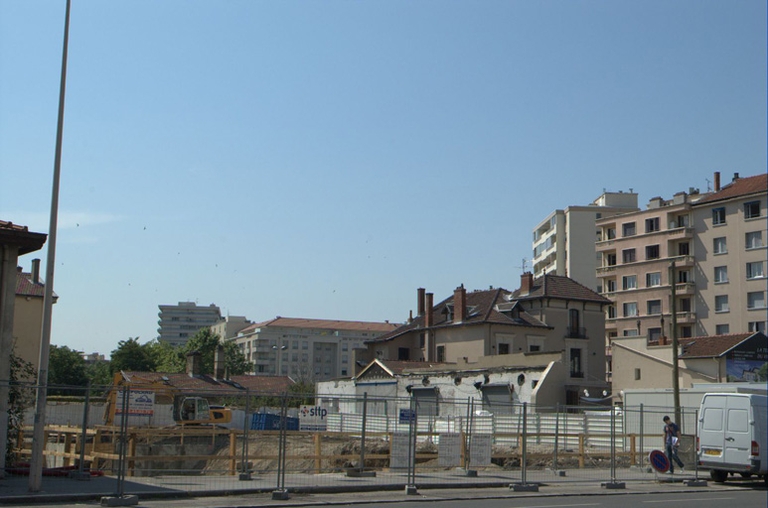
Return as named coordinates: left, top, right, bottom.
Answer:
left=739, top=472, right=752, bottom=479
left=710, top=470, right=727, bottom=483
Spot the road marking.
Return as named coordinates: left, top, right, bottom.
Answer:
left=642, top=498, right=733, bottom=504
left=517, top=504, right=600, bottom=508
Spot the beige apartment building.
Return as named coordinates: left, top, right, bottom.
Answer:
left=597, top=172, right=767, bottom=380
left=531, top=191, right=638, bottom=291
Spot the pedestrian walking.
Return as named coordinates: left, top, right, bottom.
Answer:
left=663, top=415, right=684, bottom=473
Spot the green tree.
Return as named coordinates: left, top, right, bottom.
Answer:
left=146, top=339, right=185, bottom=373
left=223, top=340, right=251, bottom=376
left=48, top=345, right=88, bottom=395
left=86, top=359, right=113, bottom=394
left=7, top=350, right=35, bottom=466
left=110, top=337, right=156, bottom=374
left=757, top=362, right=768, bottom=382
left=183, top=329, right=222, bottom=374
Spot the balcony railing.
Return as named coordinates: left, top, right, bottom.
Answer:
left=566, top=327, right=587, bottom=339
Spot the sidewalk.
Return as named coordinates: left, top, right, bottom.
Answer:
left=0, top=468, right=758, bottom=507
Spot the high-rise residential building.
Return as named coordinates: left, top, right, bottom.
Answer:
left=234, top=317, right=398, bottom=381
left=157, top=302, right=222, bottom=347
left=210, top=315, right=252, bottom=342
left=596, top=172, right=767, bottom=380
left=532, top=191, right=638, bottom=291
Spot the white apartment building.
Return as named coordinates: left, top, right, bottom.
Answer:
left=234, top=317, right=398, bottom=381
left=596, top=172, right=767, bottom=380
left=532, top=191, right=638, bottom=291
left=157, top=302, right=222, bottom=347
left=210, top=315, right=252, bottom=342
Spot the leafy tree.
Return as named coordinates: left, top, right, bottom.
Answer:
left=48, top=345, right=88, bottom=395
left=183, top=329, right=252, bottom=376
left=223, top=340, right=251, bottom=376
left=146, top=339, right=185, bottom=373
left=110, top=337, right=156, bottom=374
left=288, top=380, right=315, bottom=406
left=86, top=359, right=113, bottom=394
left=757, top=362, right=768, bottom=382
left=7, top=350, right=35, bottom=466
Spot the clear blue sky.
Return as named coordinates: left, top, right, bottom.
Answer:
left=1, top=1, right=765, bottom=357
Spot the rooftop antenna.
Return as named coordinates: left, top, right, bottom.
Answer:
left=516, top=258, right=528, bottom=274
left=705, top=178, right=712, bottom=192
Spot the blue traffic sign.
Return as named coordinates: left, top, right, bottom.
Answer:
left=649, top=449, right=670, bottom=473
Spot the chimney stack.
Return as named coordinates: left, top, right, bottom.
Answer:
left=453, top=285, right=467, bottom=322
left=32, top=258, right=41, bottom=284
left=417, top=287, right=426, bottom=316
left=714, top=171, right=721, bottom=192
left=520, top=272, right=534, bottom=295
left=214, top=344, right=226, bottom=380
left=186, top=351, right=202, bottom=377
left=424, top=293, right=434, bottom=328
left=732, top=172, right=740, bottom=182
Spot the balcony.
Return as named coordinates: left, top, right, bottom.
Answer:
left=596, top=265, right=617, bottom=275
left=675, top=311, right=696, bottom=324
left=566, top=327, right=587, bottom=339
left=672, top=255, right=695, bottom=267
left=675, top=282, right=696, bottom=295
left=665, top=226, right=695, bottom=240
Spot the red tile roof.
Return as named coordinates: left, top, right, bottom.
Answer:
left=16, top=270, right=45, bottom=298
left=679, top=332, right=764, bottom=358
left=240, top=317, right=398, bottom=335
left=512, top=274, right=611, bottom=303
left=695, top=173, right=767, bottom=205
left=118, top=371, right=295, bottom=396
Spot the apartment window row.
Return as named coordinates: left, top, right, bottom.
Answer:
left=746, top=231, right=763, bottom=249
left=747, top=291, right=766, bottom=310
left=714, top=262, right=764, bottom=282
left=712, top=201, right=762, bottom=225
left=615, top=269, right=692, bottom=291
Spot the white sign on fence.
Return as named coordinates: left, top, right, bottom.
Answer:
left=438, top=433, right=462, bottom=467
left=469, top=434, right=492, bottom=467
left=115, top=390, right=155, bottom=416
left=299, top=405, right=328, bottom=431
left=390, top=432, right=413, bottom=470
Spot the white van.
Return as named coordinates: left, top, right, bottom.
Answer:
left=697, top=393, right=767, bottom=485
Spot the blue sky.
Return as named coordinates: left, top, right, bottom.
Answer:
left=1, top=1, right=765, bottom=357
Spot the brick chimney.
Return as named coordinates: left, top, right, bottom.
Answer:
left=417, top=287, right=426, bottom=317
left=32, top=258, right=41, bottom=284
left=520, top=272, right=534, bottom=295
left=214, top=344, right=226, bottom=380
left=714, top=171, right=720, bottom=192
left=186, top=351, right=202, bottom=377
left=453, top=285, right=466, bottom=322
left=424, top=293, right=434, bottom=328
left=732, top=172, right=740, bottom=182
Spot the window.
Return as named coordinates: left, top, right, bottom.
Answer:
left=646, top=272, right=661, bottom=287
left=398, top=347, right=410, bottom=360
left=678, top=270, right=691, bottom=283
left=623, top=302, right=638, bottom=317
left=634, top=368, right=641, bottom=380
left=645, top=217, right=660, bottom=233
left=646, top=245, right=660, bottom=260
left=712, top=207, right=726, bottom=225
left=436, top=345, right=445, bottom=362
left=607, top=305, right=616, bottom=319
left=568, top=308, right=581, bottom=337
left=747, top=291, right=765, bottom=309
left=498, top=343, right=510, bottom=355
left=606, top=227, right=616, bottom=240
left=680, top=326, right=692, bottom=338
left=622, top=222, right=636, bottom=237
left=747, top=261, right=764, bottom=279
left=714, top=266, right=728, bottom=283
left=341, top=354, right=348, bottom=363
left=569, top=348, right=583, bottom=378
left=716, top=324, right=730, bottom=335
left=622, top=275, right=637, bottom=290
left=676, top=215, right=690, bottom=228
left=713, top=237, right=727, bottom=254
left=606, top=279, right=617, bottom=292
left=749, top=321, right=766, bottom=333
left=648, top=327, right=662, bottom=342
left=419, top=333, right=425, bottom=348
left=647, top=300, right=662, bottom=315
left=606, top=253, right=617, bottom=266
left=679, top=297, right=692, bottom=312
left=715, top=295, right=729, bottom=313
left=746, top=231, right=763, bottom=249
left=622, top=249, right=636, bottom=263
left=341, top=342, right=348, bottom=351
left=302, top=341, right=308, bottom=349
left=623, top=329, right=639, bottom=337
left=744, top=201, right=761, bottom=219
left=678, top=242, right=690, bottom=256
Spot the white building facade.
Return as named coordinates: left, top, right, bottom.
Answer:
left=157, top=302, right=222, bottom=347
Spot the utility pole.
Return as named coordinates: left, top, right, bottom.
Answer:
left=670, top=261, right=681, bottom=425
left=29, top=0, right=70, bottom=492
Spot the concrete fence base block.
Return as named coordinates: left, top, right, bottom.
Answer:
left=238, top=473, right=252, bottom=481
left=271, top=489, right=290, bottom=500
left=68, top=471, right=91, bottom=481
left=601, top=481, right=626, bottom=489
left=549, top=469, right=566, bottom=476
left=510, top=483, right=539, bottom=492
left=346, top=469, right=376, bottom=478
left=404, top=485, right=418, bottom=495
left=100, top=495, right=139, bottom=507
left=684, top=479, right=708, bottom=487
left=463, top=469, right=478, bottom=477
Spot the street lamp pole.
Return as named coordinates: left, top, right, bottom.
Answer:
left=272, top=344, right=287, bottom=375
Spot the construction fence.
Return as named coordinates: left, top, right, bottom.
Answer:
left=4, top=382, right=704, bottom=499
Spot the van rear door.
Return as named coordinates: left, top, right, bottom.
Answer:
left=700, top=394, right=726, bottom=464
left=723, top=395, right=751, bottom=467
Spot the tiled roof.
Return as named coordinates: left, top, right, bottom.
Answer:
left=679, top=332, right=763, bottom=358
left=512, top=274, right=611, bottom=303
left=0, top=220, right=47, bottom=255
left=119, top=371, right=295, bottom=396
left=695, top=173, right=768, bottom=205
left=372, top=287, right=551, bottom=343
left=240, top=317, right=398, bottom=335
left=16, top=270, right=45, bottom=297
